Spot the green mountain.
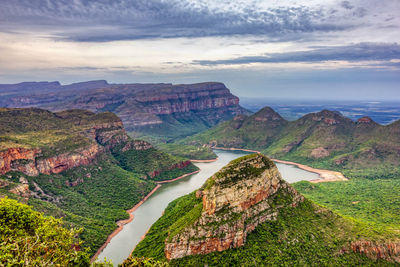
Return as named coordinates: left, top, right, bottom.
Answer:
left=182, top=107, right=400, bottom=179
left=130, top=154, right=399, bottom=265
left=0, top=108, right=198, bottom=254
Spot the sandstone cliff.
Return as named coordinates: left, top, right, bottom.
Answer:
left=164, top=153, right=304, bottom=260
left=1, top=81, right=249, bottom=140
left=0, top=108, right=154, bottom=177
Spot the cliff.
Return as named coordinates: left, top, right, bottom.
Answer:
left=0, top=81, right=249, bottom=141
left=0, top=108, right=196, bottom=180
left=164, top=154, right=304, bottom=259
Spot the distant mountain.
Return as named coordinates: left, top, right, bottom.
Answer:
left=0, top=81, right=249, bottom=141
left=130, top=154, right=399, bottom=265
left=0, top=107, right=198, bottom=252
left=182, top=107, right=400, bottom=179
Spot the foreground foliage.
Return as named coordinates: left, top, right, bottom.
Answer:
left=121, top=256, right=169, bottom=267
left=0, top=197, right=90, bottom=266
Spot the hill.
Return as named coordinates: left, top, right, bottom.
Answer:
left=130, top=154, right=400, bottom=265
left=182, top=107, right=400, bottom=179
left=0, top=81, right=249, bottom=142
left=0, top=108, right=198, bottom=254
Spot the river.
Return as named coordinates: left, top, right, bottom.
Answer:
left=97, top=149, right=321, bottom=265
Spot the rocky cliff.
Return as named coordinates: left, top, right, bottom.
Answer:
left=0, top=108, right=190, bottom=180
left=0, top=81, right=249, bottom=140
left=164, top=153, right=304, bottom=260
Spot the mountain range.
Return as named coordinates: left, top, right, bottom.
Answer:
left=182, top=106, right=400, bottom=179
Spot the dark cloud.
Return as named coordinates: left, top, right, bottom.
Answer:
left=340, top=1, right=354, bottom=10
left=0, top=0, right=368, bottom=42
left=194, top=43, right=400, bottom=66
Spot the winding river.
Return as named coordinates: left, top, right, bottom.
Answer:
left=97, top=150, right=321, bottom=265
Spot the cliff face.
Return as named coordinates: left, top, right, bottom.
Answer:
left=0, top=148, right=41, bottom=176
left=0, top=109, right=154, bottom=177
left=164, top=154, right=304, bottom=260
left=1, top=81, right=248, bottom=140
left=351, top=241, right=400, bottom=263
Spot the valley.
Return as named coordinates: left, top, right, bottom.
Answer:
left=1, top=84, right=399, bottom=266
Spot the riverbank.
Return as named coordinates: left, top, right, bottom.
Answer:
left=91, top=169, right=206, bottom=262
left=190, top=157, right=219, bottom=163
left=90, top=184, right=161, bottom=263
left=91, top=184, right=162, bottom=262
left=212, top=146, right=348, bottom=183
left=155, top=170, right=200, bottom=184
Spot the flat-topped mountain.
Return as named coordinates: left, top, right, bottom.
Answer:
left=182, top=107, right=400, bottom=179
left=0, top=81, right=249, bottom=141
left=130, top=154, right=400, bottom=265
left=0, top=107, right=198, bottom=252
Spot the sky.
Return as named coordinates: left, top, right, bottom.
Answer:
left=0, top=0, right=399, bottom=100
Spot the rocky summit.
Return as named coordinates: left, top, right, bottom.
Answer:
left=164, top=153, right=304, bottom=259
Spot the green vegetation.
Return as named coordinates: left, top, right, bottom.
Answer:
left=294, top=179, right=400, bottom=230
left=133, top=192, right=395, bottom=265
left=112, top=147, right=199, bottom=181
left=156, top=143, right=216, bottom=160
left=121, top=256, right=169, bottom=267
left=1, top=154, right=156, bottom=252
left=0, top=197, right=90, bottom=266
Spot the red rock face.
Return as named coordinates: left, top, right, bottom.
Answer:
left=0, top=148, right=41, bottom=175
left=357, top=117, right=373, bottom=123
left=351, top=241, right=400, bottom=263
left=36, top=144, right=102, bottom=175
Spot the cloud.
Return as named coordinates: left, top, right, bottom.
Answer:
left=193, top=43, right=400, bottom=66
left=0, top=0, right=390, bottom=42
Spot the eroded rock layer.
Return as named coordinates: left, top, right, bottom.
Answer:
left=165, top=153, right=304, bottom=260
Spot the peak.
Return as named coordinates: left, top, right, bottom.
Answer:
left=165, top=153, right=304, bottom=259
left=208, top=153, right=274, bottom=189
left=252, top=106, right=285, bottom=122
left=301, top=109, right=351, bottom=125
left=357, top=116, right=375, bottom=124
left=317, top=109, right=343, bottom=117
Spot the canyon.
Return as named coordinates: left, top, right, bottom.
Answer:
left=0, top=81, right=249, bottom=140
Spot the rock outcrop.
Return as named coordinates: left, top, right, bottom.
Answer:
left=164, top=154, right=304, bottom=260
left=0, top=148, right=41, bottom=175
left=351, top=240, right=400, bottom=263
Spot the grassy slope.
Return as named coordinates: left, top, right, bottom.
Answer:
left=132, top=192, right=394, bottom=266
left=180, top=108, right=400, bottom=179
left=294, top=179, right=400, bottom=231
left=156, top=143, right=216, bottom=160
